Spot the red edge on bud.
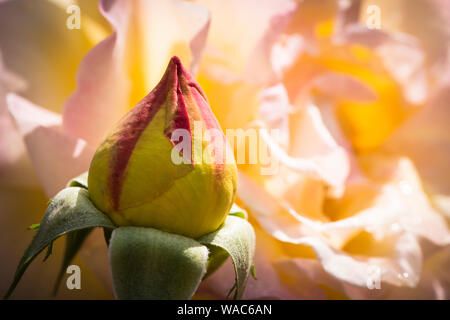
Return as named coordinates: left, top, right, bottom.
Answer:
left=109, top=56, right=192, bottom=210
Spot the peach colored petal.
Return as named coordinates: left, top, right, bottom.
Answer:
left=381, top=75, right=450, bottom=229
left=385, top=246, right=450, bottom=299
left=243, top=156, right=450, bottom=247
left=322, top=157, right=450, bottom=246
left=259, top=99, right=350, bottom=195
left=8, top=94, right=94, bottom=197
left=334, top=0, right=361, bottom=35
left=275, top=233, right=422, bottom=292
left=258, top=84, right=292, bottom=149
left=243, top=199, right=422, bottom=292
left=196, top=0, right=297, bottom=131
left=263, top=166, right=328, bottom=222
left=62, top=32, right=130, bottom=147
left=237, top=156, right=449, bottom=291
left=63, top=0, right=210, bottom=146
left=270, top=34, right=304, bottom=78
left=244, top=88, right=353, bottom=221
left=0, top=51, right=40, bottom=187
left=315, top=99, right=365, bottom=185
left=382, top=81, right=450, bottom=198
left=282, top=61, right=380, bottom=107
left=282, top=32, right=415, bottom=151
left=238, top=171, right=349, bottom=248
left=276, top=249, right=430, bottom=300
left=284, top=0, right=340, bottom=47
left=334, top=241, right=450, bottom=299
left=309, top=72, right=378, bottom=102
left=197, top=0, right=296, bottom=84
left=0, top=51, right=26, bottom=94
left=199, top=225, right=326, bottom=299
left=335, top=25, right=428, bottom=105
left=245, top=0, right=298, bottom=85
left=360, top=0, right=450, bottom=64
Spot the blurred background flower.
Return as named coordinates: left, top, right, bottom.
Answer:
left=0, top=0, right=449, bottom=299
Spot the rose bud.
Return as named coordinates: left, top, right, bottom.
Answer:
left=88, top=56, right=237, bottom=238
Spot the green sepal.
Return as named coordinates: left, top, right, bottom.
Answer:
left=203, top=204, right=249, bottom=278
left=43, top=241, right=54, bottom=262
left=109, top=226, right=208, bottom=300
left=203, top=245, right=229, bottom=279
left=67, top=171, right=88, bottom=189
left=3, top=187, right=115, bottom=299
left=251, top=265, right=257, bottom=279
left=198, top=215, right=256, bottom=300
left=28, top=223, right=40, bottom=231
left=228, top=203, right=247, bottom=219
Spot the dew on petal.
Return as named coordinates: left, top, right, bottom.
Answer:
left=398, top=180, right=413, bottom=196
left=397, top=272, right=410, bottom=284
left=390, top=222, right=402, bottom=234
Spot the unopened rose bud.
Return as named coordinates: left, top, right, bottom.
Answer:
left=88, top=56, right=237, bottom=238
